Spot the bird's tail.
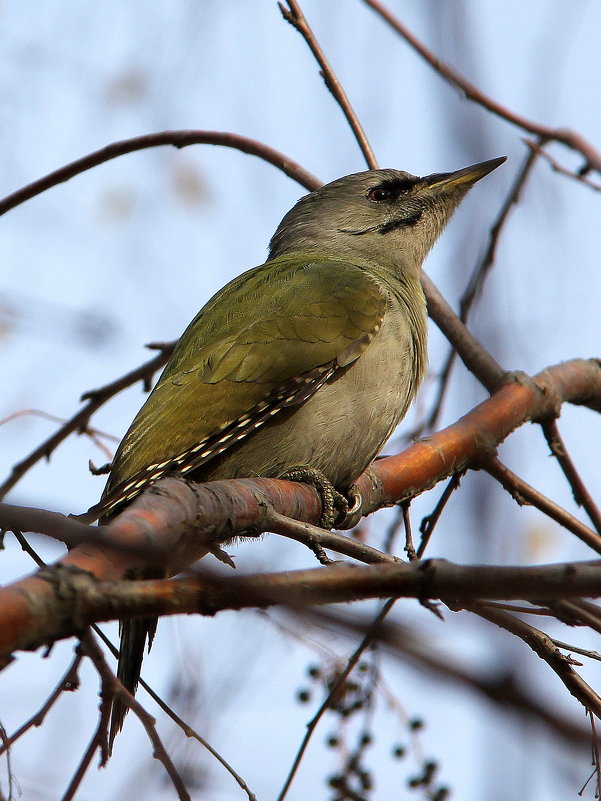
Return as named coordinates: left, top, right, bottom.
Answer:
left=108, top=615, right=158, bottom=753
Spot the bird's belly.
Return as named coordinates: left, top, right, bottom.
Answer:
left=200, top=309, right=419, bottom=489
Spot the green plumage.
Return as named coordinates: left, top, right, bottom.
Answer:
left=101, top=255, right=392, bottom=511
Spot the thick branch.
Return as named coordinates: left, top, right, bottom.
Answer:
left=2, top=356, right=599, bottom=551
left=5, top=558, right=601, bottom=657
left=0, top=359, right=598, bottom=693
left=1, top=357, right=599, bottom=582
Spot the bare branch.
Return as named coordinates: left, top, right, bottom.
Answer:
left=0, top=130, right=321, bottom=217
left=79, top=631, right=191, bottom=801
left=1, top=358, right=599, bottom=579
left=420, top=273, right=506, bottom=393
left=275, top=599, right=395, bottom=801
left=417, top=472, right=463, bottom=558
left=7, top=557, right=601, bottom=659
left=265, top=508, right=398, bottom=565
left=313, top=607, right=600, bottom=747
left=524, top=138, right=601, bottom=191
left=0, top=348, right=171, bottom=501
left=472, top=602, right=601, bottom=719
left=542, top=419, right=601, bottom=534
left=0, top=653, right=82, bottom=755
left=484, top=457, right=601, bottom=554
left=280, top=0, right=378, bottom=169
left=362, top=0, right=601, bottom=176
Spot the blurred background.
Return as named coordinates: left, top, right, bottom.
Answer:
left=1, top=1, right=600, bottom=799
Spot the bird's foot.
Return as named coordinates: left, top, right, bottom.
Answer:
left=278, top=466, right=362, bottom=529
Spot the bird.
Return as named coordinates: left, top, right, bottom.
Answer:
left=89, top=156, right=505, bottom=746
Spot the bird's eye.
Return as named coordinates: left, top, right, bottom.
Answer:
left=367, top=187, right=393, bottom=203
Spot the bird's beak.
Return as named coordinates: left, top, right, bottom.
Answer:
left=423, top=156, right=507, bottom=189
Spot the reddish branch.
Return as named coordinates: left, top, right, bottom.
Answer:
left=524, top=138, right=601, bottom=191
left=0, top=357, right=600, bottom=659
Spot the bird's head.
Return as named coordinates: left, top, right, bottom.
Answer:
left=269, top=157, right=506, bottom=276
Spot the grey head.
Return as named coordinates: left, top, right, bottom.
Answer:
left=269, top=157, right=506, bottom=276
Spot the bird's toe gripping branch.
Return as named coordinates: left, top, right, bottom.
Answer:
left=278, top=466, right=363, bottom=529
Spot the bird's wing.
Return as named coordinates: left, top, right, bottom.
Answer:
left=95, top=256, right=388, bottom=517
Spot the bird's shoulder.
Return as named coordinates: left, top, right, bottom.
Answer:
left=160, top=254, right=390, bottom=387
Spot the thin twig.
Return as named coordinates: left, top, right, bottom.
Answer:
left=313, top=606, right=599, bottom=747
left=472, top=602, right=601, bottom=719
left=79, top=630, right=191, bottom=801
left=80, top=621, right=258, bottom=800
left=484, top=457, right=601, bottom=555
left=280, top=0, right=378, bottom=169
left=420, top=272, right=506, bottom=393
left=140, top=679, right=258, bottom=801
left=0, top=130, right=320, bottom=217
left=0, top=723, right=15, bottom=801
left=589, top=712, right=601, bottom=798
left=481, top=601, right=554, bottom=616
left=0, top=348, right=170, bottom=501
left=3, top=533, right=197, bottom=799
left=13, top=530, right=47, bottom=567
left=60, top=662, right=112, bottom=801
left=524, top=138, right=601, bottom=191
left=459, top=147, right=539, bottom=321
left=401, top=501, right=416, bottom=562
left=265, top=508, right=398, bottom=565
left=362, top=0, right=601, bottom=176
left=542, top=419, right=601, bottom=534
left=417, top=472, right=463, bottom=558
left=0, top=653, right=82, bottom=756
left=0, top=408, right=119, bottom=444
left=275, top=599, right=395, bottom=801
left=551, top=639, right=601, bottom=663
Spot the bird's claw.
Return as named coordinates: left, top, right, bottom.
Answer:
left=278, top=466, right=363, bottom=529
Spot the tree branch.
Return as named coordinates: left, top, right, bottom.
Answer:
left=1, top=357, right=599, bottom=592
left=362, top=0, right=601, bottom=176
left=0, top=130, right=321, bottom=217
left=279, top=0, right=378, bottom=169
left=5, top=559, right=601, bottom=659
left=0, top=347, right=172, bottom=501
